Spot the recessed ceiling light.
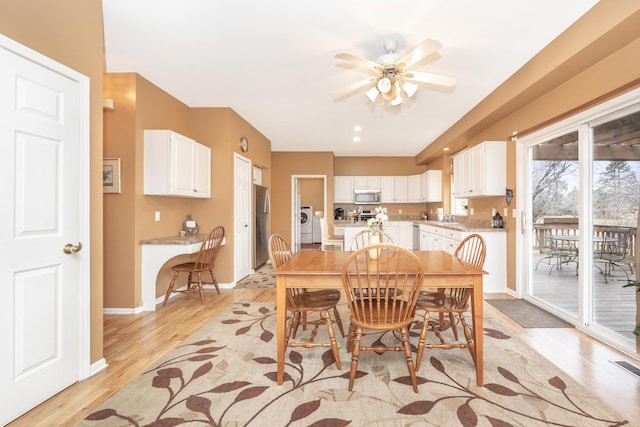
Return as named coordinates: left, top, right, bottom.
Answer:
left=443, top=147, right=450, bottom=151
left=353, top=126, right=362, bottom=132
left=353, top=136, right=361, bottom=143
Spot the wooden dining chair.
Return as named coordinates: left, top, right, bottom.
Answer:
left=163, top=226, right=225, bottom=306
left=268, top=234, right=344, bottom=369
left=342, top=244, right=424, bottom=392
left=320, top=217, right=344, bottom=251
left=347, top=229, right=396, bottom=251
left=414, top=233, right=485, bottom=370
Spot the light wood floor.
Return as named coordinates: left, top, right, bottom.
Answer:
left=7, top=288, right=640, bottom=426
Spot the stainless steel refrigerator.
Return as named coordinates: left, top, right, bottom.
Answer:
left=254, top=184, right=270, bottom=268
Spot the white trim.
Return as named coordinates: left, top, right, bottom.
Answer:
left=0, top=34, right=92, bottom=381
left=90, top=358, right=108, bottom=376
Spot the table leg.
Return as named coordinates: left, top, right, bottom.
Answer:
left=276, top=276, right=286, bottom=384
left=470, top=274, right=484, bottom=386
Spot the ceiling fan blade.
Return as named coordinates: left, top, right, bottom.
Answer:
left=335, top=53, right=381, bottom=70
left=334, top=77, right=377, bottom=99
left=398, top=38, right=442, bottom=70
left=405, top=71, right=456, bottom=87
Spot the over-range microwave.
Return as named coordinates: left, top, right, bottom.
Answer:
left=353, top=188, right=381, bottom=204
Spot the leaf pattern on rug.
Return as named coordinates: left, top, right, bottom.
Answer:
left=79, top=303, right=629, bottom=427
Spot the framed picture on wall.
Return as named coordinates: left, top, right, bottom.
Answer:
left=103, top=158, right=121, bottom=193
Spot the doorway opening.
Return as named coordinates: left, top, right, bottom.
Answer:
left=291, top=175, right=327, bottom=253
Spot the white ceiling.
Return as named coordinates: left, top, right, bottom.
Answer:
left=102, top=0, right=598, bottom=157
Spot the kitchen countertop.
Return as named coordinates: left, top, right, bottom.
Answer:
left=140, top=234, right=207, bottom=245
left=334, top=218, right=506, bottom=232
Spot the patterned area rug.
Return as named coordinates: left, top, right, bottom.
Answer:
left=235, top=264, right=275, bottom=288
left=79, top=304, right=628, bottom=426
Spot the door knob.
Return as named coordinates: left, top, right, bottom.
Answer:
left=63, top=242, right=83, bottom=254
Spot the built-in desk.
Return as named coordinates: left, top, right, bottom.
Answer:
left=140, top=234, right=206, bottom=311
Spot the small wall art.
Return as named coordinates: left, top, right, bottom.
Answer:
left=103, top=158, right=121, bottom=193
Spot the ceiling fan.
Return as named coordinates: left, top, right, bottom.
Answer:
left=335, top=38, right=456, bottom=106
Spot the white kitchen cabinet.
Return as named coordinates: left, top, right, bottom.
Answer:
left=452, top=141, right=505, bottom=198
left=353, top=176, right=381, bottom=189
left=334, top=176, right=354, bottom=203
left=381, top=176, right=408, bottom=203
left=407, top=174, right=422, bottom=203
left=144, top=130, right=211, bottom=198
left=418, top=222, right=507, bottom=292
left=398, top=221, right=413, bottom=249
left=343, top=226, right=368, bottom=249
left=419, top=170, right=442, bottom=202
left=383, top=221, right=399, bottom=244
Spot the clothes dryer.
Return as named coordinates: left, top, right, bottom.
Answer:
left=300, top=205, right=314, bottom=244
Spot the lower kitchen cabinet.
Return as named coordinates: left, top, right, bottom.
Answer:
left=419, top=223, right=506, bottom=293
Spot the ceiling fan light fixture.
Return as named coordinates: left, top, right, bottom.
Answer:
left=365, top=86, right=380, bottom=102
left=402, top=81, right=418, bottom=97
left=377, top=77, right=392, bottom=93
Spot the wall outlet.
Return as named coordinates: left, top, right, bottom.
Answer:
left=154, top=211, right=160, bottom=221
left=398, top=208, right=403, bottom=214
left=491, top=208, right=496, bottom=217
left=503, top=208, right=508, bottom=216
left=470, top=208, right=474, bottom=216
left=512, top=209, right=517, bottom=218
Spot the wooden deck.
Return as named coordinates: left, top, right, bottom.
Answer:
left=532, top=252, right=637, bottom=339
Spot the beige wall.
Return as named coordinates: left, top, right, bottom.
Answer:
left=416, top=1, right=640, bottom=292
left=103, top=74, right=271, bottom=308
left=300, top=178, right=325, bottom=215
left=0, top=0, right=106, bottom=364
left=271, top=152, right=335, bottom=244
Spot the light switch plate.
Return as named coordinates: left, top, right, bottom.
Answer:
left=503, top=208, right=508, bottom=216
left=155, top=211, right=160, bottom=221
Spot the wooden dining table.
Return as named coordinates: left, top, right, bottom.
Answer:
left=272, top=250, right=487, bottom=386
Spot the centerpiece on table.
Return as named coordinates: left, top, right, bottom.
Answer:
left=366, top=206, right=388, bottom=258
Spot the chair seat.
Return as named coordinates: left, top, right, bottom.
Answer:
left=291, top=291, right=341, bottom=312
left=172, top=262, right=209, bottom=272
left=417, top=291, right=467, bottom=313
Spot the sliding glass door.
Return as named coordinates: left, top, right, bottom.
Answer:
left=590, top=111, right=639, bottom=343
left=520, top=90, right=640, bottom=355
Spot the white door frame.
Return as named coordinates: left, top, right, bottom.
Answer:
left=291, top=175, right=327, bottom=252
left=0, top=34, right=91, bottom=421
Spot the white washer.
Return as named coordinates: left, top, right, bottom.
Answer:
left=300, top=205, right=314, bottom=243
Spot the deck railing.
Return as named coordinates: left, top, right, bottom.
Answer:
left=533, top=219, right=636, bottom=263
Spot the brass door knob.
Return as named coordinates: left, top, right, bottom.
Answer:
left=63, top=242, right=83, bottom=254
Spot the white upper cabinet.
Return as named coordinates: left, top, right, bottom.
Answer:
left=334, top=176, right=354, bottom=203
left=452, top=140, right=505, bottom=198
left=420, top=170, right=442, bottom=202
left=407, top=174, right=422, bottom=203
left=144, top=130, right=211, bottom=198
left=353, top=176, right=381, bottom=189
left=381, top=176, right=408, bottom=203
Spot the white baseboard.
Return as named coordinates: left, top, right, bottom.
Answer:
left=90, top=358, right=108, bottom=376
left=104, top=282, right=234, bottom=314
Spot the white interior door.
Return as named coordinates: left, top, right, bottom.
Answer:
left=0, top=35, right=90, bottom=424
left=234, top=153, right=251, bottom=281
